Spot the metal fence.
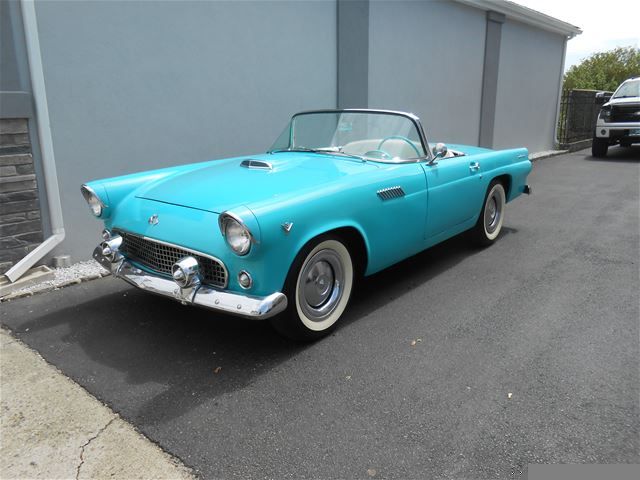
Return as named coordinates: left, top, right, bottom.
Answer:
left=557, top=89, right=613, bottom=146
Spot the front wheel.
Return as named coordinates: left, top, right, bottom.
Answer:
left=270, top=236, right=354, bottom=341
left=470, top=180, right=506, bottom=247
left=592, top=137, right=608, bottom=157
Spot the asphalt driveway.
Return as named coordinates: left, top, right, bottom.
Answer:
left=2, top=147, right=639, bottom=479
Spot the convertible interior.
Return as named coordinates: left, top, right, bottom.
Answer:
left=342, top=139, right=464, bottom=161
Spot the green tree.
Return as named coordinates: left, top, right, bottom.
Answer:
left=563, top=46, right=640, bottom=92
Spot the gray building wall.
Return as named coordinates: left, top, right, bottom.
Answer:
left=33, top=0, right=338, bottom=261
left=1, top=0, right=23, bottom=92
left=367, top=0, right=487, bottom=145
left=3, top=0, right=573, bottom=267
left=493, top=19, right=566, bottom=152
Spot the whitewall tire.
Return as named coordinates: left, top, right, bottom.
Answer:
left=471, top=180, right=506, bottom=246
left=271, top=236, right=354, bottom=341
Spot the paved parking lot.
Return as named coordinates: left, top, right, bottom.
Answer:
left=2, top=147, right=639, bottom=479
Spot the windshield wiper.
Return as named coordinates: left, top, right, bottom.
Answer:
left=268, top=147, right=318, bottom=154
left=269, top=147, right=365, bottom=161
left=613, top=95, right=638, bottom=99
left=323, top=150, right=365, bottom=161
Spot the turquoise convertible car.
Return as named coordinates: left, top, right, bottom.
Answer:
left=83, top=109, right=531, bottom=340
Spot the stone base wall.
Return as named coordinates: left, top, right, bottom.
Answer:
left=0, top=118, right=44, bottom=274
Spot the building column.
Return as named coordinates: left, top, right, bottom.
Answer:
left=337, top=0, right=369, bottom=109
left=478, top=11, right=505, bottom=148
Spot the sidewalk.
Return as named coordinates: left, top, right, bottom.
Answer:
left=0, top=328, right=194, bottom=479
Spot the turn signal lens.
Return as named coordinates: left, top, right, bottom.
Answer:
left=238, top=270, right=252, bottom=289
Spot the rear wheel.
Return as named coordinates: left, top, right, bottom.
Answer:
left=592, top=137, right=608, bottom=157
left=270, top=235, right=354, bottom=341
left=470, top=180, right=506, bottom=247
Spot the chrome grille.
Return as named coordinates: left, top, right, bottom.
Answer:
left=116, top=231, right=227, bottom=288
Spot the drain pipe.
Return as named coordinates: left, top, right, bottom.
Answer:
left=553, top=36, right=569, bottom=148
left=5, top=0, right=65, bottom=282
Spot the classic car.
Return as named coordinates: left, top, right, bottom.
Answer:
left=592, top=76, right=640, bottom=157
left=82, top=109, right=532, bottom=340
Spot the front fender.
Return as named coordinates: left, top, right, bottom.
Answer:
left=243, top=162, right=428, bottom=293
left=236, top=207, right=374, bottom=296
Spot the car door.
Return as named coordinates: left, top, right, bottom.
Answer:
left=421, top=155, right=485, bottom=238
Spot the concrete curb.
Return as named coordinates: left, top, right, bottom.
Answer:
left=0, top=266, right=55, bottom=297
left=0, top=327, right=196, bottom=480
left=1, top=261, right=111, bottom=302
left=529, top=149, right=569, bottom=162
left=558, top=139, right=592, bottom=152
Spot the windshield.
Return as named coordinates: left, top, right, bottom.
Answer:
left=613, top=79, right=640, bottom=99
left=269, top=111, right=427, bottom=162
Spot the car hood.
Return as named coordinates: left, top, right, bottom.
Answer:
left=604, top=97, right=640, bottom=107
left=134, top=152, right=380, bottom=213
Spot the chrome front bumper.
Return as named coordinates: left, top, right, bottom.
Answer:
left=93, top=245, right=287, bottom=319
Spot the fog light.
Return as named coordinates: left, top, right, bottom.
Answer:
left=172, top=256, right=200, bottom=288
left=238, top=270, right=252, bottom=289
left=601, top=129, right=606, bottom=135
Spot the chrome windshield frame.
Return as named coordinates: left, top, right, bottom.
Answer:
left=280, top=109, right=434, bottom=163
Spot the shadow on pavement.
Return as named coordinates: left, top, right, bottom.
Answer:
left=6, top=286, right=301, bottom=424
left=330, top=233, right=486, bottom=328
left=2, top=230, right=489, bottom=425
left=584, top=145, right=640, bottom=163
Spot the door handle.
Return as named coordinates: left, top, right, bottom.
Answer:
left=469, top=162, right=480, bottom=171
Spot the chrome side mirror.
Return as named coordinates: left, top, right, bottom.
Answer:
left=432, top=142, right=448, bottom=161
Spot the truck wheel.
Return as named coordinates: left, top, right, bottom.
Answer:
left=592, top=137, right=608, bottom=157
left=271, top=235, right=354, bottom=341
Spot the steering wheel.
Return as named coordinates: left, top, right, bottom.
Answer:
left=363, top=149, right=392, bottom=160
left=377, top=135, right=421, bottom=157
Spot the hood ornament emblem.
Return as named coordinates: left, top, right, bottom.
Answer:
left=148, top=214, right=159, bottom=226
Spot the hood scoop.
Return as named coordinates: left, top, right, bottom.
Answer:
left=240, top=159, right=272, bottom=170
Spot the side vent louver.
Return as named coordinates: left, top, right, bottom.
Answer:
left=240, top=159, right=273, bottom=170
left=377, top=186, right=405, bottom=201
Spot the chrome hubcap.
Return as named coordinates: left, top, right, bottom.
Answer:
left=484, top=188, right=503, bottom=234
left=298, top=249, right=344, bottom=321
left=304, top=260, right=335, bottom=307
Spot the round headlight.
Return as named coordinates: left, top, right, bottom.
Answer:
left=220, top=215, right=252, bottom=256
left=81, top=185, right=104, bottom=217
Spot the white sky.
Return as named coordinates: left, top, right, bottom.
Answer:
left=514, top=0, right=640, bottom=71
